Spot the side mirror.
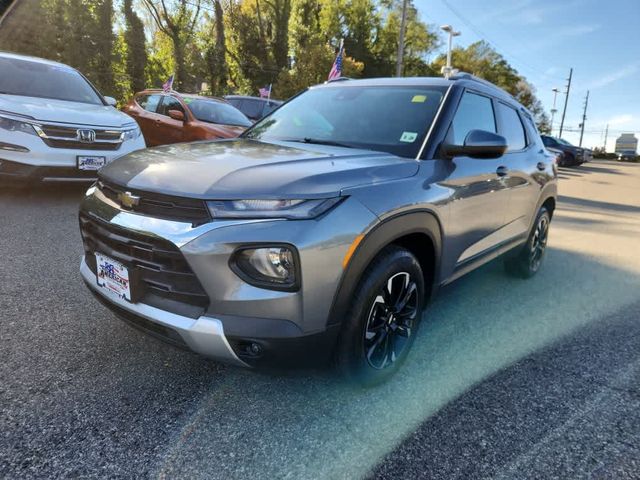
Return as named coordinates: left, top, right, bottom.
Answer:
left=168, top=109, right=185, bottom=121
left=104, top=96, right=117, bottom=107
left=442, top=129, right=507, bottom=159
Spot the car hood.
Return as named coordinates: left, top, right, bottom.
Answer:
left=0, top=94, right=134, bottom=127
left=98, top=139, right=419, bottom=199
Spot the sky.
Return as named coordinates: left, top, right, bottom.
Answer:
left=414, top=0, right=640, bottom=151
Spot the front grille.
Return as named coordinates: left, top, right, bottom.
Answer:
left=80, top=212, right=209, bottom=318
left=98, top=180, right=212, bottom=226
left=39, top=124, right=123, bottom=151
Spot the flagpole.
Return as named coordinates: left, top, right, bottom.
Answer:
left=268, top=83, right=272, bottom=100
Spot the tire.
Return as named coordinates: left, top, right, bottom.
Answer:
left=334, top=245, right=425, bottom=386
left=505, top=206, right=551, bottom=278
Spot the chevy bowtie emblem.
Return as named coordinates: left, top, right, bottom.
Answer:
left=117, top=191, right=140, bottom=208
left=77, top=129, right=96, bottom=143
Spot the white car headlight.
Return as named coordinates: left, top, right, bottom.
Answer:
left=206, top=197, right=344, bottom=219
left=0, top=113, right=38, bottom=136
left=122, top=125, right=141, bottom=141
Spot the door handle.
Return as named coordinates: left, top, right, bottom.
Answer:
left=496, top=166, right=509, bottom=177
left=536, top=162, right=546, bottom=171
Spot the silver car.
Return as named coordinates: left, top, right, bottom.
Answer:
left=79, top=74, right=557, bottom=385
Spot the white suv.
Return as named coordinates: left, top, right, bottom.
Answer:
left=0, top=52, right=145, bottom=183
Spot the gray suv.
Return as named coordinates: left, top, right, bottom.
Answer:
left=79, top=74, right=557, bottom=384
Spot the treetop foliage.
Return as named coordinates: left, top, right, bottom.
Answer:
left=0, top=0, right=548, bottom=129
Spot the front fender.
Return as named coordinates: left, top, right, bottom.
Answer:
left=327, top=210, right=443, bottom=327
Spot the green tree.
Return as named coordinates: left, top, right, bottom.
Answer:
left=93, top=0, right=115, bottom=95
left=123, top=0, right=148, bottom=93
left=202, top=0, right=228, bottom=95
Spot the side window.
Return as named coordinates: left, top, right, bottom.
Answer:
left=137, top=94, right=161, bottom=113
left=448, top=92, right=496, bottom=145
left=263, top=101, right=279, bottom=116
left=497, top=102, right=527, bottom=151
left=541, top=136, right=554, bottom=147
left=226, top=98, right=241, bottom=109
left=157, top=96, right=184, bottom=117
left=241, top=99, right=264, bottom=119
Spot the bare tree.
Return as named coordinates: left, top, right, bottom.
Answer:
left=141, top=0, right=202, bottom=90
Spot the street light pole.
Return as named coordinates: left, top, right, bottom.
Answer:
left=395, top=0, right=409, bottom=77
left=550, top=87, right=559, bottom=135
left=440, top=24, right=461, bottom=79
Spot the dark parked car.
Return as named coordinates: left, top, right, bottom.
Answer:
left=224, top=95, right=283, bottom=122
left=617, top=151, right=637, bottom=161
left=122, top=90, right=251, bottom=147
left=541, top=135, right=589, bottom=166
left=79, top=73, right=557, bottom=385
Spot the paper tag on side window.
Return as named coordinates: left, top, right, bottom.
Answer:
left=400, top=131, right=418, bottom=143
left=411, top=95, right=427, bottom=103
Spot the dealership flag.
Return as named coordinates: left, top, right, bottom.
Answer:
left=259, top=84, right=272, bottom=99
left=328, top=40, right=344, bottom=81
left=162, top=74, right=175, bottom=93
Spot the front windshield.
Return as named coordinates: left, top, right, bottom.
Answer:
left=184, top=98, right=252, bottom=127
left=244, top=85, right=447, bottom=158
left=557, top=138, right=574, bottom=146
left=0, top=57, right=104, bottom=105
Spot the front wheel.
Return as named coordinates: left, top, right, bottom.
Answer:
left=505, top=206, right=551, bottom=278
left=334, top=246, right=425, bottom=386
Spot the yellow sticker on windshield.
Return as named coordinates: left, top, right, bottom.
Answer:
left=411, top=95, right=427, bottom=103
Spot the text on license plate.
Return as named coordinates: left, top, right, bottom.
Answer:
left=77, top=156, right=106, bottom=171
left=95, top=252, right=131, bottom=301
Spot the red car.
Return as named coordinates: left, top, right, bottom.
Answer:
left=122, top=90, right=252, bottom=147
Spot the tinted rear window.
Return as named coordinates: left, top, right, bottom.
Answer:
left=497, top=102, right=526, bottom=151
left=0, top=57, right=103, bottom=105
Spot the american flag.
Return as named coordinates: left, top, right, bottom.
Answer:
left=259, top=84, right=272, bottom=98
left=328, top=41, right=344, bottom=81
left=162, top=74, right=174, bottom=93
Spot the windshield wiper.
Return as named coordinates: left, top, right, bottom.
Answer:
left=285, top=137, right=354, bottom=149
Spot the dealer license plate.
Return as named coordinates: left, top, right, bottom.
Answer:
left=95, top=252, right=132, bottom=301
left=77, top=156, right=106, bottom=171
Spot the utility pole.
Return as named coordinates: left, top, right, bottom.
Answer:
left=440, top=24, right=461, bottom=79
left=395, top=0, right=408, bottom=77
left=550, top=87, right=560, bottom=135
left=579, top=90, right=589, bottom=147
left=558, top=67, right=573, bottom=138
left=603, top=123, right=609, bottom=152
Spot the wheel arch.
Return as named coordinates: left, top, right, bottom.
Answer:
left=326, top=210, right=443, bottom=328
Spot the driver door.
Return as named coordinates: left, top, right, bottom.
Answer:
left=440, top=90, right=513, bottom=270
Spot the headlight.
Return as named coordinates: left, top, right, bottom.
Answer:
left=122, top=125, right=141, bottom=141
left=206, top=197, right=343, bottom=219
left=231, top=245, right=299, bottom=290
left=0, top=113, right=38, bottom=136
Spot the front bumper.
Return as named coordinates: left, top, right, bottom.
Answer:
left=0, top=129, right=145, bottom=182
left=79, top=185, right=378, bottom=367
left=81, top=257, right=248, bottom=366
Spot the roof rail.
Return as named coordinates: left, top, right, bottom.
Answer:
left=449, top=72, right=498, bottom=89
left=326, top=77, right=353, bottom=83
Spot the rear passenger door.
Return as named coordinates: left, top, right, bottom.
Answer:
left=442, top=90, right=513, bottom=267
left=495, top=102, right=541, bottom=240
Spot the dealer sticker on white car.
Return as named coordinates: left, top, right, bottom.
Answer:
left=77, top=155, right=107, bottom=171
left=95, top=252, right=131, bottom=301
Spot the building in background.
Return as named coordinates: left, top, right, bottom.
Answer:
left=615, top=133, right=638, bottom=155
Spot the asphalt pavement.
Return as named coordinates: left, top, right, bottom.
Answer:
left=1, top=159, right=640, bottom=479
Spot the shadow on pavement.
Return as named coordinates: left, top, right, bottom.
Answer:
left=370, top=298, right=640, bottom=480
left=558, top=195, right=640, bottom=214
